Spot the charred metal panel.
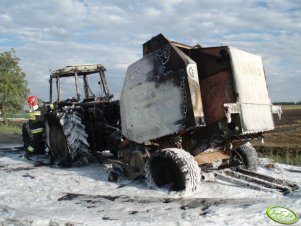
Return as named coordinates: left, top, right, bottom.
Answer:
left=121, top=34, right=204, bottom=143
left=143, top=33, right=169, bottom=56
left=229, top=47, right=274, bottom=133
left=182, top=47, right=231, bottom=81
left=120, top=74, right=183, bottom=143
left=199, top=46, right=228, bottom=57
left=185, top=62, right=204, bottom=121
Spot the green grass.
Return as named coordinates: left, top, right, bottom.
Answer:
left=281, top=105, right=301, bottom=110
left=6, top=113, right=29, bottom=119
left=266, top=153, right=301, bottom=166
left=0, top=125, right=22, bottom=135
left=256, top=146, right=301, bottom=166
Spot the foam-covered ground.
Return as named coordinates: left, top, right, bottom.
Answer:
left=0, top=144, right=300, bottom=226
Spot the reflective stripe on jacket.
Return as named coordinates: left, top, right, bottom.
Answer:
left=27, top=146, right=34, bottom=152
left=31, top=128, right=45, bottom=134
left=28, top=111, right=41, bottom=120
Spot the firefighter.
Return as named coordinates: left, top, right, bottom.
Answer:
left=22, top=95, right=46, bottom=156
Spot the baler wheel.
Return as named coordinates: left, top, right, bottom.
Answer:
left=145, top=148, right=201, bottom=193
left=235, top=142, right=258, bottom=171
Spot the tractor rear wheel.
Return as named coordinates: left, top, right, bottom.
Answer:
left=49, top=122, right=69, bottom=164
left=145, top=148, right=201, bottom=193
left=47, top=107, right=90, bottom=167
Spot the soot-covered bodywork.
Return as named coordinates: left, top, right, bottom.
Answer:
left=116, top=34, right=285, bottom=192
left=120, top=34, right=205, bottom=144
left=46, top=64, right=121, bottom=166
left=120, top=34, right=278, bottom=151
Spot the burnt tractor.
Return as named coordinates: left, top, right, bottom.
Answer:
left=23, top=64, right=120, bottom=166
left=23, top=34, right=296, bottom=194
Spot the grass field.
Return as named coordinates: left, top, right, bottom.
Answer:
left=0, top=125, right=22, bottom=135
left=281, top=104, right=301, bottom=111
left=0, top=119, right=24, bottom=135
left=252, top=106, right=301, bottom=165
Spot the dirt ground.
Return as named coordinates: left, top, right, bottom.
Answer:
left=263, top=109, right=301, bottom=147
left=251, top=108, right=301, bottom=147
left=251, top=108, right=301, bottom=165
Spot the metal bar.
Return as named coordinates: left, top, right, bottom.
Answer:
left=76, top=100, right=106, bottom=106
left=99, top=70, right=111, bottom=96
left=83, top=75, right=89, bottom=99
left=214, top=172, right=280, bottom=194
left=74, top=72, right=80, bottom=101
left=235, top=168, right=299, bottom=191
left=49, top=78, right=52, bottom=103
left=57, top=77, right=62, bottom=102
left=223, top=169, right=291, bottom=194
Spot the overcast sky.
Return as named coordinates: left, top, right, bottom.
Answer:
left=0, top=0, right=300, bottom=102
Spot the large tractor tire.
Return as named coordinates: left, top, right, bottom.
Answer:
left=145, top=148, right=201, bottom=193
left=235, top=142, right=258, bottom=171
left=47, top=107, right=90, bottom=167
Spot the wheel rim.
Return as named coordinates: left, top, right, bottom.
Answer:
left=151, top=157, right=185, bottom=191
left=49, top=124, right=68, bottom=161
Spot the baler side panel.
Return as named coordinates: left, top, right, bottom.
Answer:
left=120, top=41, right=203, bottom=143
left=229, top=47, right=275, bottom=133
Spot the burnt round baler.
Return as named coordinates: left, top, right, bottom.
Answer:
left=118, top=34, right=296, bottom=193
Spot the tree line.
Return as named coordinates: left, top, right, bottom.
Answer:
left=0, top=49, right=30, bottom=126
left=273, top=102, right=301, bottom=105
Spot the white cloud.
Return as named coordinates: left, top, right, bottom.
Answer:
left=0, top=0, right=300, bottom=102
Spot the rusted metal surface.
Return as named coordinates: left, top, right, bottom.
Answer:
left=117, top=138, right=130, bottom=150
left=175, top=46, right=235, bottom=126
left=170, top=41, right=195, bottom=49
left=200, top=71, right=235, bottom=125
left=194, top=150, right=231, bottom=165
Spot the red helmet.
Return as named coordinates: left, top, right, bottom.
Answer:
left=27, top=95, right=38, bottom=107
